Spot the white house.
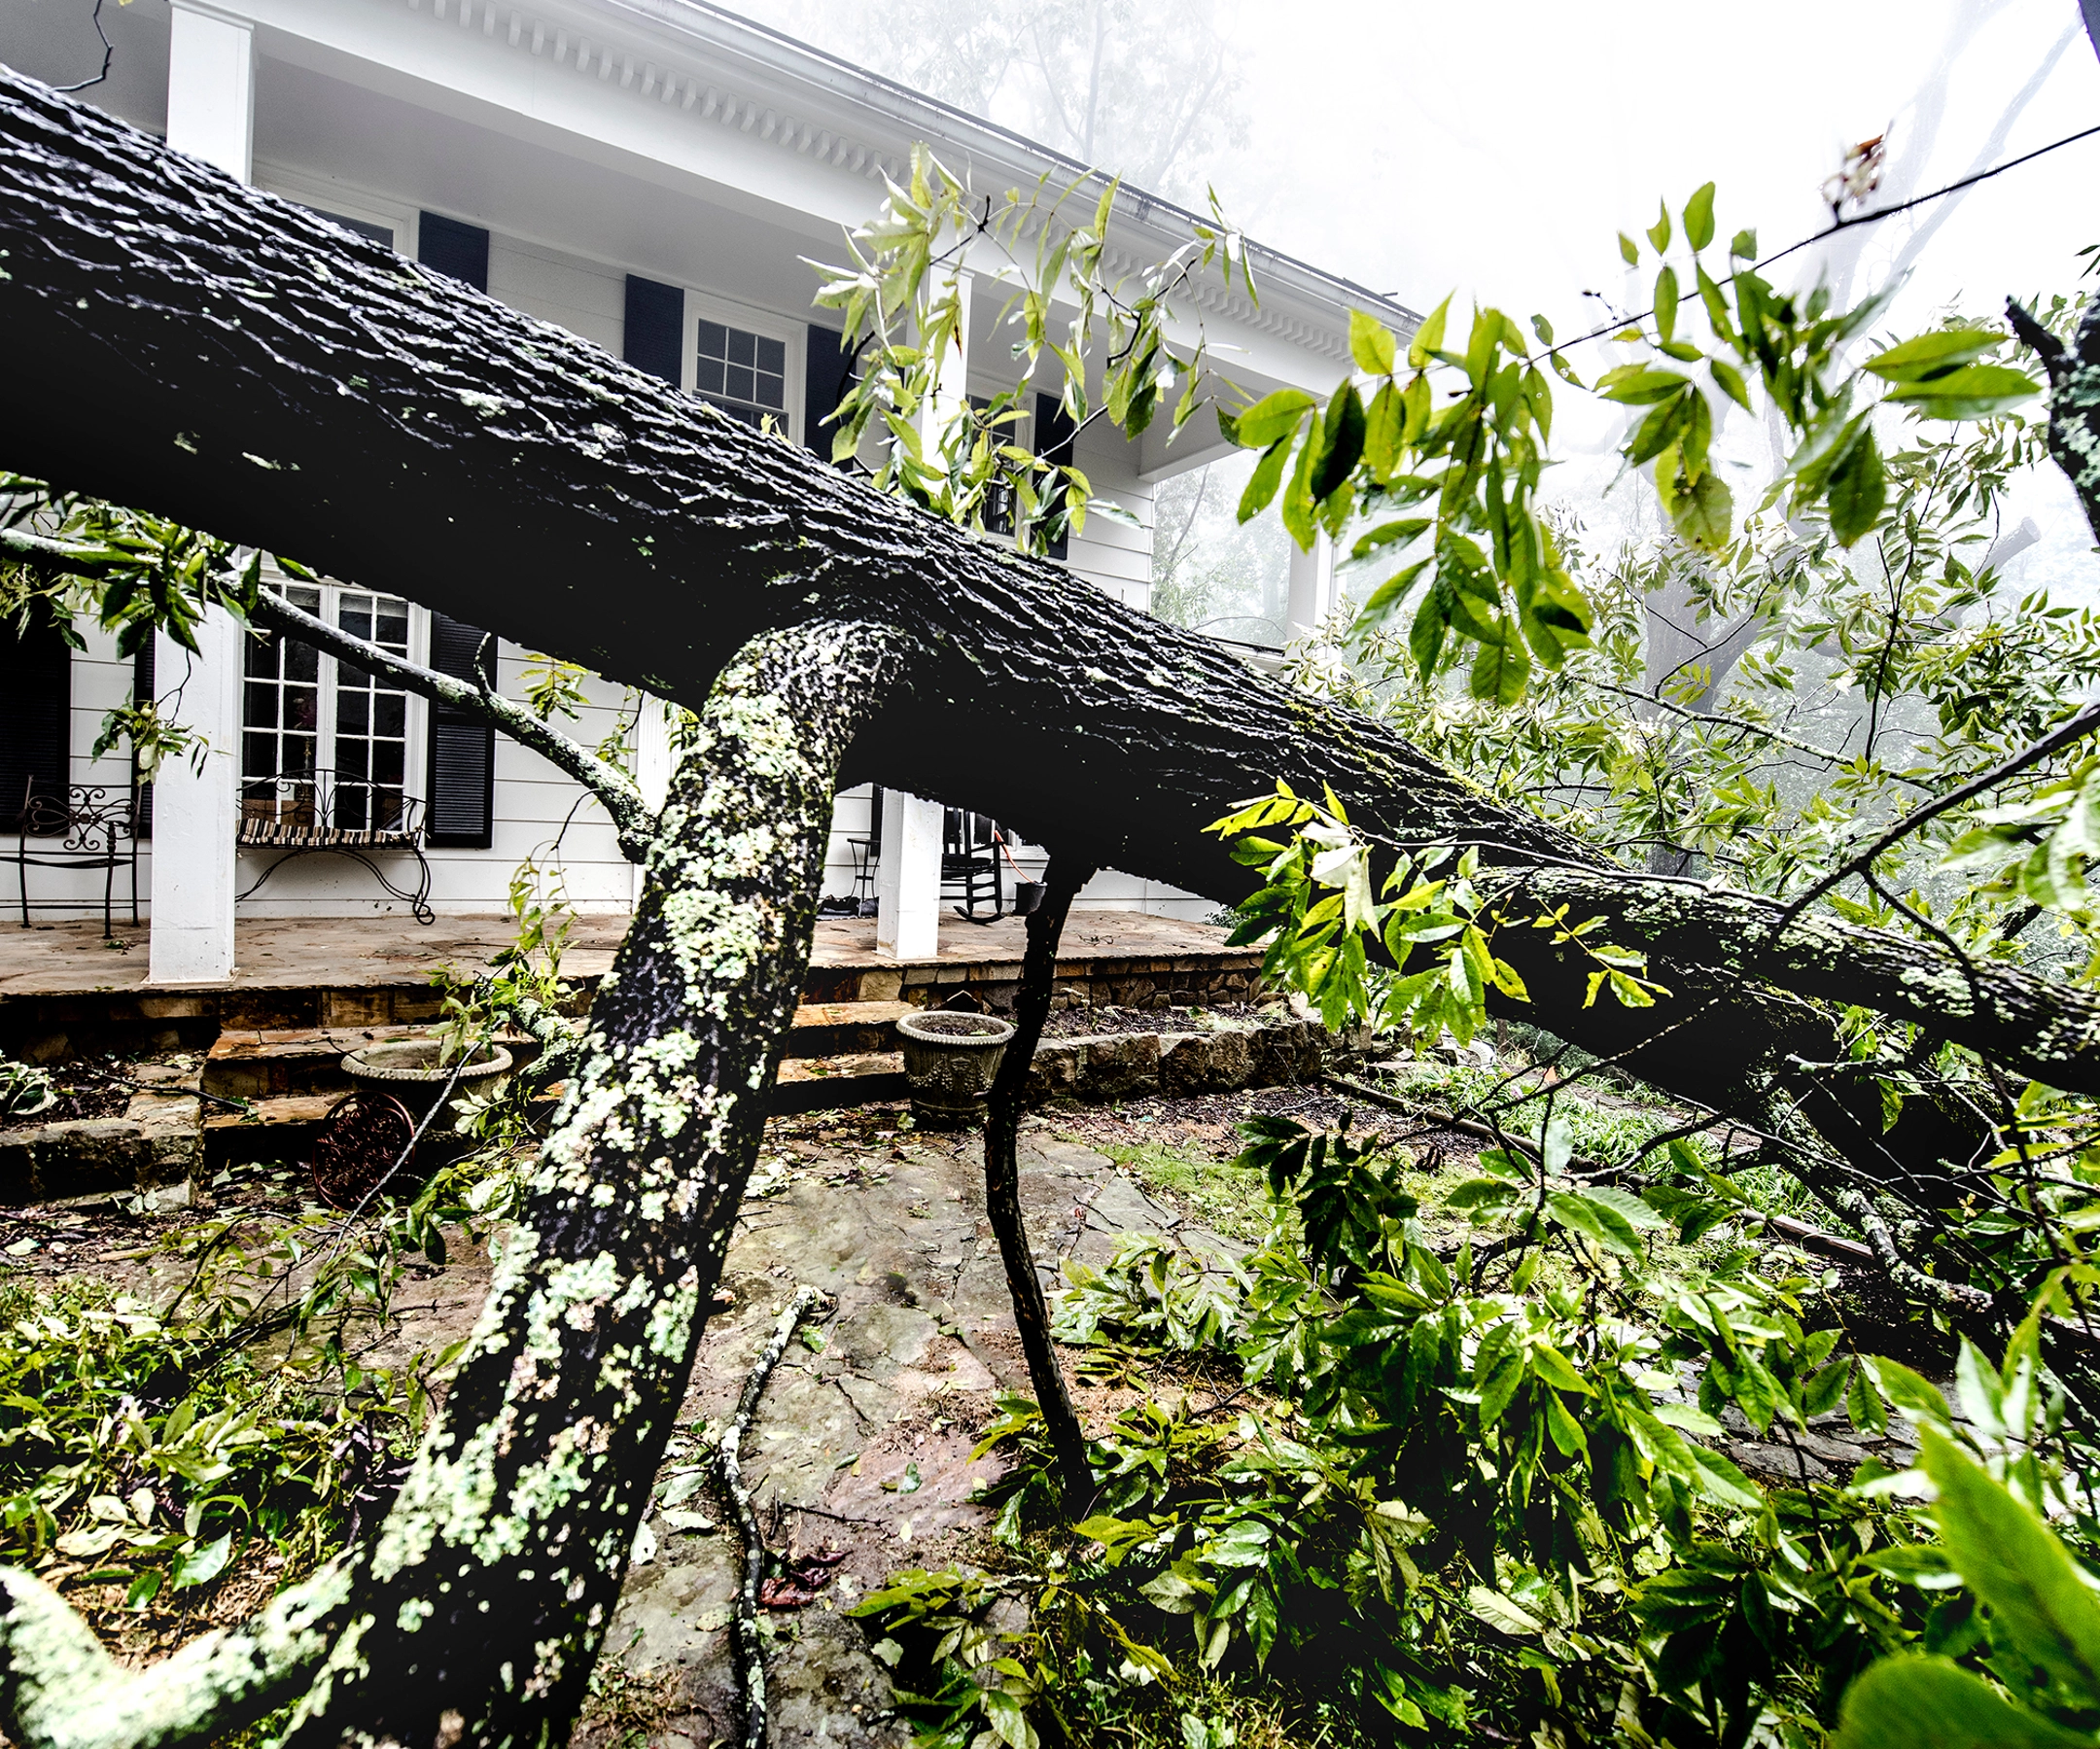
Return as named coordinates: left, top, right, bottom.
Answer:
left=0, top=0, right=1408, bottom=983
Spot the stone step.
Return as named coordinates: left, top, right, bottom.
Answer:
left=783, top=1000, right=913, bottom=1060
left=202, top=1024, right=428, bottom=1101
left=770, top=1051, right=908, bottom=1114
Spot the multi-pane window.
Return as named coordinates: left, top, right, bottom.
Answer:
left=694, top=318, right=787, bottom=428
left=242, top=585, right=416, bottom=834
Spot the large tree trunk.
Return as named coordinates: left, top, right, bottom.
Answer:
left=0, top=615, right=905, bottom=1749
left=0, top=68, right=2089, bottom=1183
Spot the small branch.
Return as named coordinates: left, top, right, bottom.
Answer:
left=983, top=855, right=1098, bottom=1505
left=2007, top=297, right=2069, bottom=381
left=1776, top=696, right=2100, bottom=929
left=722, top=1286, right=820, bottom=1749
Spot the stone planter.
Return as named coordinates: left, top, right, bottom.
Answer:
left=340, top=1037, right=512, bottom=1128
left=895, top=1010, right=1014, bottom=1129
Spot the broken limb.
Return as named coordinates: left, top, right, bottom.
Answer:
left=0, top=616, right=906, bottom=1749
left=982, top=856, right=1099, bottom=1504
left=720, top=1284, right=821, bottom=1749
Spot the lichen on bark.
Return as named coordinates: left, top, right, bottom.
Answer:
left=0, top=616, right=907, bottom=1749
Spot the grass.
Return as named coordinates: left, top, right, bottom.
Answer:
left=1096, top=1138, right=1279, bottom=1246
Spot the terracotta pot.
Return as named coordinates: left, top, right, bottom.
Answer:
left=895, top=1010, right=1014, bottom=1128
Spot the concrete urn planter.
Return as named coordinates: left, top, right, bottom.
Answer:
left=340, top=1037, right=513, bottom=1127
left=895, top=1010, right=1015, bottom=1129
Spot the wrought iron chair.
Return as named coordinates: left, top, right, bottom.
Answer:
left=235, top=772, right=436, bottom=924
left=10, top=781, right=142, bottom=938
left=943, top=808, right=1004, bottom=921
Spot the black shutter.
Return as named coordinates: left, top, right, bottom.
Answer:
left=0, top=620, right=69, bottom=826
left=1034, top=393, right=1079, bottom=561
left=804, top=324, right=858, bottom=465
left=132, top=639, right=154, bottom=839
left=425, top=612, right=495, bottom=849
left=418, top=212, right=489, bottom=292
left=624, top=275, right=683, bottom=385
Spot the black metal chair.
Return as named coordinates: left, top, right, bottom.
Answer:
left=10, top=781, right=142, bottom=938
left=235, top=772, right=436, bottom=924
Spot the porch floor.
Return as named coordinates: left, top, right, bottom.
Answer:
left=0, top=908, right=1245, bottom=999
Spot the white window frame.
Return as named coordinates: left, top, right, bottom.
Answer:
left=682, top=287, right=804, bottom=444
left=243, top=575, right=430, bottom=823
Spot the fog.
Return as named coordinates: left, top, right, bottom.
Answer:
left=731, top=0, right=2100, bottom=623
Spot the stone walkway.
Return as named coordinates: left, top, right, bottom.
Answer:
left=590, top=1115, right=1223, bottom=1749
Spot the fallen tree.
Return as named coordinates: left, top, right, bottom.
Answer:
left=0, top=62, right=2096, bottom=1749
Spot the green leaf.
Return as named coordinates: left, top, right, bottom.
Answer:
left=1646, top=201, right=1671, bottom=254
left=1238, top=438, right=1291, bottom=524
left=1469, top=624, right=1531, bottom=705
left=171, top=1533, right=232, bottom=1591
left=1683, top=182, right=1716, bottom=252
left=1656, top=446, right=1733, bottom=549
left=1312, top=382, right=1367, bottom=502
left=1350, top=518, right=1431, bottom=563
left=1654, top=264, right=1679, bottom=342
left=1836, top=1656, right=2093, bottom=1749
left=1350, top=309, right=1398, bottom=376
left=1408, top=294, right=1452, bottom=368
left=1884, top=364, right=2040, bottom=420
left=1362, top=380, right=1404, bottom=481
left=1708, top=357, right=1753, bottom=413
left=1864, top=329, right=2002, bottom=384
left=1546, top=1190, right=1642, bottom=1257
left=1356, top=558, right=1430, bottom=626
left=1730, top=227, right=1757, bottom=259
left=1827, top=425, right=1886, bottom=546
left=1922, top=1427, right=2100, bottom=1706
left=1619, top=232, right=1640, bottom=267
left=1236, top=389, right=1316, bottom=450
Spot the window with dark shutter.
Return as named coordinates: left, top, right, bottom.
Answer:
left=424, top=611, right=496, bottom=850
left=418, top=212, right=489, bottom=292
left=804, top=325, right=858, bottom=466
left=624, top=275, right=683, bottom=385
left=694, top=318, right=787, bottom=430
left=0, top=620, right=69, bottom=827
left=1034, top=394, right=1079, bottom=561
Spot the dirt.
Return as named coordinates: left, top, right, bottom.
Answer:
left=1039, top=1001, right=1272, bottom=1039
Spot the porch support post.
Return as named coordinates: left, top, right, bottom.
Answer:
left=873, top=272, right=976, bottom=961
left=629, top=694, right=673, bottom=904
left=875, top=791, right=942, bottom=962
left=148, top=0, right=252, bottom=985
left=1284, top=530, right=1335, bottom=643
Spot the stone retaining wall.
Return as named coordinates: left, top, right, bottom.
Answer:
left=1024, top=1017, right=1339, bottom=1104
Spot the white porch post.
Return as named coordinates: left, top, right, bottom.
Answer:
left=149, top=1, right=253, bottom=985
left=628, top=694, right=673, bottom=906
left=1284, top=531, right=1336, bottom=644
left=875, top=792, right=942, bottom=962
left=875, top=272, right=974, bottom=961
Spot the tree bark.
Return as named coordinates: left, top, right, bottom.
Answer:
left=982, top=856, right=1099, bottom=1502
left=0, top=614, right=907, bottom=1749
left=0, top=83, right=2082, bottom=1212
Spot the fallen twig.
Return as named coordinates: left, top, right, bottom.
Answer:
left=723, top=1285, right=820, bottom=1749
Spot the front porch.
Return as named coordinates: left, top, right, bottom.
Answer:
left=0, top=908, right=1258, bottom=1062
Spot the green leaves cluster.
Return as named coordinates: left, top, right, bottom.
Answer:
left=1208, top=783, right=1663, bottom=1041
left=1228, top=300, right=1592, bottom=702
left=811, top=146, right=1244, bottom=554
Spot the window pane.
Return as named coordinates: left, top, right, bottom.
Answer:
left=376, top=608, right=409, bottom=649
left=373, top=693, right=404, bottom=738
left=726, top=364, right=754, bottom=402
left=756, top=368, right=784, bottom=408
left=756, top=335, right=785, bottom=376
left=727, top=328, right=754, bottom=366
left=338, top=690, right=368, bottom=735
left=694, top=357, right=724, bottom=395
left=340, top=604, right=371, bottom=642
left=696, top=319, right=727, bottom=359
left=372, top=744, right=404, bottom=787
left=244, top=682, right=278, bottom=729
left=287, top=640, right=319, bottom=683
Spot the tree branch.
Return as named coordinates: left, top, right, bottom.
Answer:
left=983, top=854, right=1098, bottom=1503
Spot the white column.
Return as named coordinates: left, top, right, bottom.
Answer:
left=874, top=274, right=975, bottom=961
left=166, top=3, right=255, bottom=181
left=875, top=791, right=942, bottom=962
left=628, top=695, right=674, bottom=905
left=1284, top=532, right=1336, bottom=644
left=149, top=1, right=253, bottom=985
left=148, top=615, right=243, bottom=984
